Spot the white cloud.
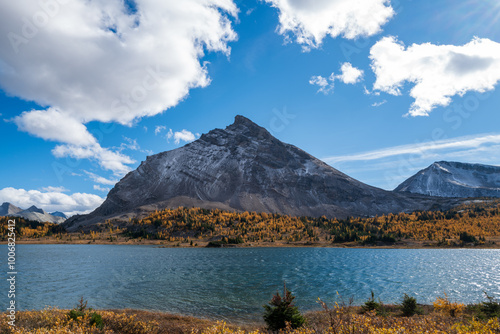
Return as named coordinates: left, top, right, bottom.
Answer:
left=118, top=137, right=139, bottom=151
left=0, top=1, right=237, bottom=124
left=370, top=36, right=500, bottom=116
left=310, top=62, right=363, bottom=94
left=0, top=187, right=104, bottom=216
left=264, top=0, right=394, bottom=50
left=174, top=129, right=196, bottom=144
left=84, top=171, right=118, bottom=186
left=14, top=108, right=135, bottom=175
left=336, top=62, right=364, bottom=84
left=117, top=136, right=152, bottom=155
left=323, top=133, right=500, bottom=163
left=93, top=185, right=110, bottom=193
left=0, top=0, right=238, bottom=171
left=371, top=100, right=387, bottom=107
left=13, top=108, right=96, bottom=146
left=166, top=129, right=174, bottom=141
left=40, top=186, right=68, bottom=193
left=53, top=144, right=134, bottom=176
left=155, top=125, right=166, bottom=135
left=309, top=75, right=332, bottom=94
left=325, top=134, right=500, bottom=190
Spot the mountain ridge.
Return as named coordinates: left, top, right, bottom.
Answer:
left=0, top=202, right=66, bottom=224
left=0, top=202, right=22, bottom=216
left=395, top=161, right=500, bottom=198
left=64, top=116, right=460, bottom=231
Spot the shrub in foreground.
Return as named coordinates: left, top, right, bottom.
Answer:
left=263, top=284, right=305, bottom=331
left=361, top=291, right=381, bottom=313
left=433, top=293, right=465, bottom=317
left=400, top=293, right=420, bottom=317
left=479, top=292, right=500, bottom=319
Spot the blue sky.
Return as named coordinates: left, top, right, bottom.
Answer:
left=1, top=0, right=500, bottom=215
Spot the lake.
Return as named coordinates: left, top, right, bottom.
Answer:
left=1, top=245, right=499, bottom=323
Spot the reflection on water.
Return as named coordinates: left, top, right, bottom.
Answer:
left=0, top=245, right=499, bottom=322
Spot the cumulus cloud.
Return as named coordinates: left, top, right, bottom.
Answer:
left=336, top=62, right=364, bottom=84
left=0, top=187, right=104, bottom=216
left=14, top=108, right=96, bottom=146
left=173, top=129, right=196, bottom=144
left=52, top=144, right=135, bottom=176
left=0, top=0, right=238, bottom=171
left=14, top=109, right=135, bottom=175
left=370, top=36, right=500, bottom=116
left=264, top=0, right=394, bottom=50
left=310, top=62, right=363, bottom=94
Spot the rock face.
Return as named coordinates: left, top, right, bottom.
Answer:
left=50, top=211, right=68, bottom=219
left=0, top=202, right=66, bottom=224
left=395, top=161, right=500, bottom=198
left=0, top=202, right=22, bottom=216
left=65, top=116, right=458, bottom=231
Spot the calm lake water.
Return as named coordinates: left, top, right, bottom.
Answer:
left=1, top=245, right=499, bottom=323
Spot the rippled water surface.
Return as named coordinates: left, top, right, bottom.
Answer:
left=1, top=245, right=499, bottom=322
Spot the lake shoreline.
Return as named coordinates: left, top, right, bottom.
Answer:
left=3, top=245, right=499, bottom=331
left=3, top=302, right=499, bottom=333
left=4, top=237, right=500, bottom=249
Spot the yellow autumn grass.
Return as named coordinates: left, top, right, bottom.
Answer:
left=196, top=315, right=500, bottom=334
left=0, top=308, right=158, bottom=334
left=3, top=308, right=499, bottom=334
left=2, top=292, right=499, bottom=334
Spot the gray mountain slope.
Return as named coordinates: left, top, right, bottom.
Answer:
left=64, top=116, right=459, bottom=231
left=0, top=202, right=66, bottom=224
left=395, top=161, right=500, bottom=198
left=50, top=211, right=68, bottom=219
left=0, top=202, right=22, bottom=216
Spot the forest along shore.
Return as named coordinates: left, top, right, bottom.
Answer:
left=2, top=200, right=500, bottom=249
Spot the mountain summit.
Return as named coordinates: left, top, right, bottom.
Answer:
left=395, top=161, right=500, bottom=198
left=0, top=202, right=22, bottom=216
left=65, top=116, right=456, bottom=231
left=0, top=202, right=66, bottom=223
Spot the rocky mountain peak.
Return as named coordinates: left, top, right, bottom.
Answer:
left=0, top=202, right=22, bottom=216
left=50, top=211, right=68, bottom=219
left=0, top=202, right=65, bottom=223
left=230, top=115, right=271, bottom=136
left=64, top=116, right=459, bottom=231
left=233, top=114, right=257, bottom=126
left=197, top=115, right=276, bottom=149
left=25, top=205, right=45, bottom=214
left=395, top=161, right=500, bottom=198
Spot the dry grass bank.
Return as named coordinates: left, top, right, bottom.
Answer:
left=2, top=301, right=499, bottom=333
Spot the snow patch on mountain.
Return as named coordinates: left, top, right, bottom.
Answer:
left=395, top=161, right=500, bottom=198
